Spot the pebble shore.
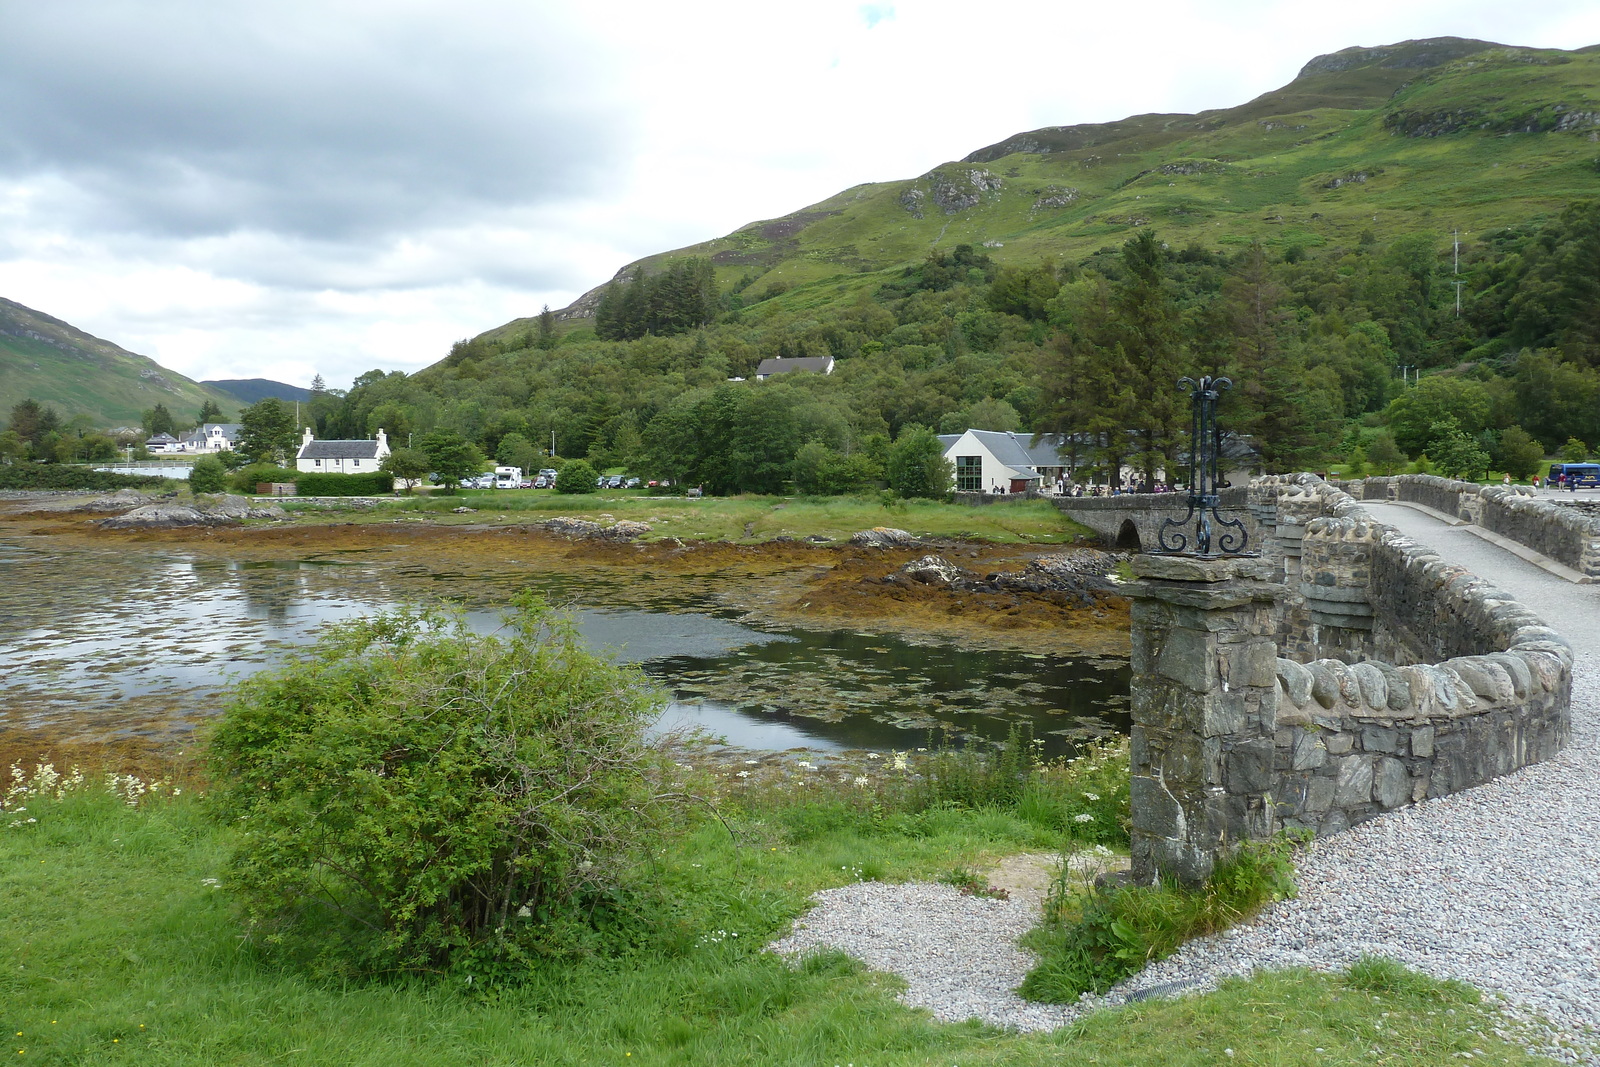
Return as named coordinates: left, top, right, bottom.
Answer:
left=771, top=503, right=1600, bottom=1063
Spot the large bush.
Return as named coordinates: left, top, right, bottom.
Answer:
left=554, top=459, right=598, bottom=494
left=207, top=597, right=667, bottom=977
left=295, top=471, right=395, bottom=496
left=0, top=465, right=166, bottom=491
left=188, top=455, right=229, bottom=493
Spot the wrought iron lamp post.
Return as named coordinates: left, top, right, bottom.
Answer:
left=1156, top=375, right=1250, bottom=556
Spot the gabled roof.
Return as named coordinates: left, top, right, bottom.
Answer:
left=755, top=356, right=834, bottom=377
left=300, top=440, right=382, bottom=460
left=958, top=429, right=1076, bottom=473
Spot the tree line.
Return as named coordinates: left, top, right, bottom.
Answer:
left=9, top=203, right=1600, bottom=492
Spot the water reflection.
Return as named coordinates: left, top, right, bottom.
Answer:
left=1, top=534, right=1129, bottom=755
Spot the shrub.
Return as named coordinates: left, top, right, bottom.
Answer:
left=555, top=459, right=598, bottom=494
left=295, top=471, right=395, bottom=496
left=188, top=454, right=229, bottom=493
left=206, top=596, right=667, bottom=978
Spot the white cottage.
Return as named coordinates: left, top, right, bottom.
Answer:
left=295, top=428, right=390, bottom=473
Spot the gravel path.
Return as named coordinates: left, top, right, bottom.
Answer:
left=772, top=502, right=1600, bottom=1060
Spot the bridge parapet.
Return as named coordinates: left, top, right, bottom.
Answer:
left=1127, top=472, right=1572, bottom=886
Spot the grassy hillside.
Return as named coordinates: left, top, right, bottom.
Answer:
left=497, top=37, right=1599, bottom=340
left=0, top=297, right=243, bottom=427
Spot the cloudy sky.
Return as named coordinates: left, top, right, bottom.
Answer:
left=1, top=1, right=1598, bottom=392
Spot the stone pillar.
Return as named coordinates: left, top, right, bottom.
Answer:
left=1299, top=517, right=1378, bottom=662
left=1128, top=554, right=1285, bottom=888
left=1273, top=486, right=1323, bottom=582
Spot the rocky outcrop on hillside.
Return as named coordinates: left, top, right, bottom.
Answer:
left=900, top=167, right=1005, bottom=218
left=1296, top=37, right=1497, bottom=78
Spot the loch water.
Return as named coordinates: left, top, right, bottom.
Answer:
left=1, top=533, right=1129, bottom=757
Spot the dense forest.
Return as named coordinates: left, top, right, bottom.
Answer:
left=7, top=202, right=1600, bottom=491
left=265, top=199, right=1598, bottom=492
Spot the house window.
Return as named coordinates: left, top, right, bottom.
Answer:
left=352, top=460, right=360, bottom=468
left=315, top=459, right=322, bottom=466
left=956, top=456, right=982, bottom=493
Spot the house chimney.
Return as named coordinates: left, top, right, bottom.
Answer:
left=302, top=426, right=314, bottom=446
left=375, top=428, right=388, bottom=451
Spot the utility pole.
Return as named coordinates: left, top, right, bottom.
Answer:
left=1452, top=230, right=1464, bottom=317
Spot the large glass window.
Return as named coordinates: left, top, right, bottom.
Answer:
left=956, top=455, right=982, bottom=493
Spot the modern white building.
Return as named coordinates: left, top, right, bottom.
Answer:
left=295, top=427, right=390, bottom=473
left=941, top=429, right=1075, bottom=494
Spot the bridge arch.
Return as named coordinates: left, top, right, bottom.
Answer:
left=1115, top=519, right=1142, bottom=551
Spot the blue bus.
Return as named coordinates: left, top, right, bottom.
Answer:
left=1547, top=462, right=1600, bottom=488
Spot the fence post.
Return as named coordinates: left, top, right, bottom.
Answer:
left=1127, top=553, right=1284, bottom=887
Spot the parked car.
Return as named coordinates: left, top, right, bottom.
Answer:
left=624, top=477, right=640, bottom=488
left=533, top=475, right=549, bottom=489
left=606, top=475, right=625, bottom=489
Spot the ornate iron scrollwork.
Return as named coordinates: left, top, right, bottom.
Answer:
left=1156, top=375, right=1250, bottom=556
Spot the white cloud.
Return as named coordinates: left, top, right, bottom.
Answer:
left=0, top=0, right=1598, bottom=395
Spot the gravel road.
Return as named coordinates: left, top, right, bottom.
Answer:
left=772, top=501, right=1600, bottom=1061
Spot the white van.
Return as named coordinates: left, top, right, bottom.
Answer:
left=494, top=466, right=522, bottom=489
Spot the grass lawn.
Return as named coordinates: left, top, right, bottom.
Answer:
left=1, top=768, right=1551, bottom=1067
left=283, top=492, right=1094, bottom=545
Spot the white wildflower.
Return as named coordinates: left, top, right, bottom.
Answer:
left=1082, top=792, right=1100, bottom=801
left=1074, top=813, right=1095, bottom=823
left=853, top=776, right=869, bottom=788
left=735, top=770, right=750, bottom=778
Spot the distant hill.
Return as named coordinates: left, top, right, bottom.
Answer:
left=0, top=297, right=240, bottom=427
left=503, top=36, right=1600, bottom=337
left=202, top=379, right=312, bottom=405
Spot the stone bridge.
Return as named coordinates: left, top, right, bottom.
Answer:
left=1047, top=487, right=1255, bottom=551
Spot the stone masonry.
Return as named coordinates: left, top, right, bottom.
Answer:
left=1125, top=473, right=1573, bottom=886
left=1127, top=554, right=1283, bottom=887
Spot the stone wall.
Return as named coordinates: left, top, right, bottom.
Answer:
left=1476, top=487, right=1600, bottom=577
left=1270, top=649, right=1569, bottom=835
left=1362, top=474, right=1600, bottom=578
left=1125, top=474, right=1572, bottom=885
left=1255, top=474, right=1572, bottom=837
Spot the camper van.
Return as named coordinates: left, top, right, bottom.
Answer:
left=493, top=466, right=523, bottom=489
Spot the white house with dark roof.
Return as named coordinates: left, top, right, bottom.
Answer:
left=180, top=423, right=241, bottom=452
left=754, top=355, right=834, bottom=380
left=942, top=429, right=1071, bottom=494
left=295, top=427, right=390, bottom=474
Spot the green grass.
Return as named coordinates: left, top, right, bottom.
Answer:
left=0, top=765, right=1558, bottom=1066
left=285, top=492, right=1095, bottom=544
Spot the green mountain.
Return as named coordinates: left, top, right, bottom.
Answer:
left=203, top=379, right=313, bottom=405
left=0, top=297, right=243, bottom=427
left=516, top=36, right=1599, bottom=333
